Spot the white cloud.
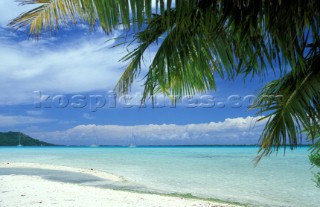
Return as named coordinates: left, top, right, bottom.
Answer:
left=0, top=28, right=132, bottom=105
left=30, top=116, right=266, bottom=145
left=0, top=114, right=53, bottom=127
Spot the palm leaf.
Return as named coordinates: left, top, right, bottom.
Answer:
left=9, top=0, right=90, bottom=35
left=253, top=53, right=320, bottom=163
left=9, top=0, right=167, bottom=36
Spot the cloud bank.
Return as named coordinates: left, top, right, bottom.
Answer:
left=30, top=116, right=266, bottom=145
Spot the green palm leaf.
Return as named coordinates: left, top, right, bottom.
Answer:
left=254, top=53, right=320, bottom=162
left=9, top=0, right=160, bottom=35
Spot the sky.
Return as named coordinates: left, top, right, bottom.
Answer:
left=0, top=1, right=278, bottom=146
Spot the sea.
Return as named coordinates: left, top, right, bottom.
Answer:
left=0, top=146, right=319, bottom=207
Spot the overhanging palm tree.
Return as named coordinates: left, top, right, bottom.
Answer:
left=9, top=0, right=320, bottom=161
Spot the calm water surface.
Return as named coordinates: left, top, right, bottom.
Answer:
left=0, top=146, right=319, bottom=207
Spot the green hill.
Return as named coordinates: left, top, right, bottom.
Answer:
left=0, top=132, right=56, bottom=146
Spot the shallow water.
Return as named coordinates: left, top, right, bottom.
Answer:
left=0, top=146, right=319, bottom=206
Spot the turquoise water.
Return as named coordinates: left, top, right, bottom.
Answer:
left=0, top=146, right=319, bottom=206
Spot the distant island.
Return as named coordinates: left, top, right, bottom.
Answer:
left=0, top=132, right=56, bottom=146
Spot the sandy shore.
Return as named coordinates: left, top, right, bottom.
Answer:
left=0, top=162, right=124, bottom=182
left=0, top=163, right=239, bottom=207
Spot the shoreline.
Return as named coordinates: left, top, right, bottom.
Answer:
left=0, top=162, right=124, bottom=182
left=0, top=162, right=241, bottom=207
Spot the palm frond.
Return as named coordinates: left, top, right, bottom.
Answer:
left=253, top=53, right=320, bottom=162
left=115, top=1, right=229, bottom=102
left=114, top=0, right=320, bottom=101
left=9, top=0, right=166, bottom=35
left=9, top=0, right=90, bottom=35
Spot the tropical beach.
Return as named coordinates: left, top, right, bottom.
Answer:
left=0, top=161, right=236, bottom=207
left=1, top=0, right=320, bottom=207
left=0, top=147, right=319, bottom=207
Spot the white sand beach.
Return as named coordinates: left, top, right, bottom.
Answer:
left=0, top=163, right=238, bottom=207
left=0, top=162, right=124, bottom=182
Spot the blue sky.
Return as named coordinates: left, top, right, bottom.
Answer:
left=0, top=1, right=278, bottom=145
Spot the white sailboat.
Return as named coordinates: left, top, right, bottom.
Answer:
left=89, top=137, right=99, bottom=147
left=128, top=134, right=136, bottom=148
left=17, top=133, right=23, bottom=147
